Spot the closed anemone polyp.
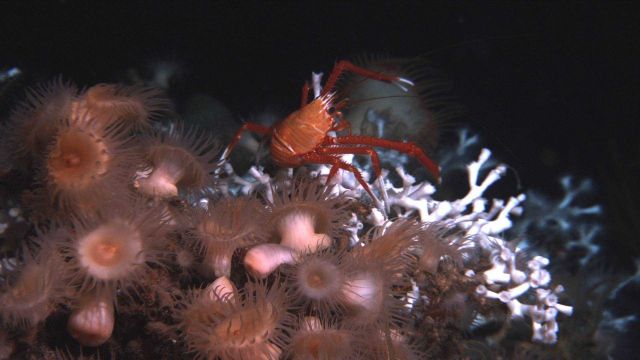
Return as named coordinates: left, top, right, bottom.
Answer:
left=77, top=220, right=143, bottom=281
left=277, top=211, right=331, bottom=252
left=134, top=148, right=187, bottom=198
left=339, top=267, right=410, bottom=327
left=67, top=292, right=115, bottom=347
left=268, top=176, right=351, bottom=250
left=342, top=271, right=384, bottom=314
left=243, top=244, right=297, bottom=279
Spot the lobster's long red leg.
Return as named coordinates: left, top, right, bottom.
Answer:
left=222, top=122, right=271, bottom=160
left=302, top=153, right=375, bottom=199
left=317, top=146, right=382, bottom=179
left=326, top=135, right=441, bottom=182
left=321, top=60, right=405, bottom=96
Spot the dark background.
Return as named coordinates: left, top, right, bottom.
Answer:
left=2, top=1, right=638, bottom=256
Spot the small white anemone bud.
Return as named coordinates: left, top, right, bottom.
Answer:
left=341, top=272, right=384, bottom=313
left=278, top=211, right=331, bottom=252
left=67, top=293, right=115, bottom=346
left=205, top=276, right=237, bottom=303
left=244, top=244, right=297, bottom=278
left=267, top=175, right=351, bottom=253
left=134, top=166, right=180, bottom=198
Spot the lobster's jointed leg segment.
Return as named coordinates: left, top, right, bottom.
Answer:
left=303, top=153, right=376, bottom=199
left=317, top=146, right=382, bottom=179
left=321, top=60, right=410, bottom=96
left=325, top=135, right=441, bottom=182
left=222, top=122, right=271, bottom=160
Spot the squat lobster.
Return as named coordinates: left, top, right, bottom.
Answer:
left=222, top=60, right=440, bottom=198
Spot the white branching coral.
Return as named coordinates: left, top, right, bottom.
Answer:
left=512, top=175, right=603, bottom=265
left=475, top=250, right=573, bottom=344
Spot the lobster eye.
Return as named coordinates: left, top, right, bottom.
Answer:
left=327, top=106, right=336, bottom=115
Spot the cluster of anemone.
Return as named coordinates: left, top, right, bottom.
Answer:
left=0, top=77, right=560, bottom=359
left=0, top=78, right=220, bottom=350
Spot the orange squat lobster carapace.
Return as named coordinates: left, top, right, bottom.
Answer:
left=223, top=60, right=440, bottom=197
